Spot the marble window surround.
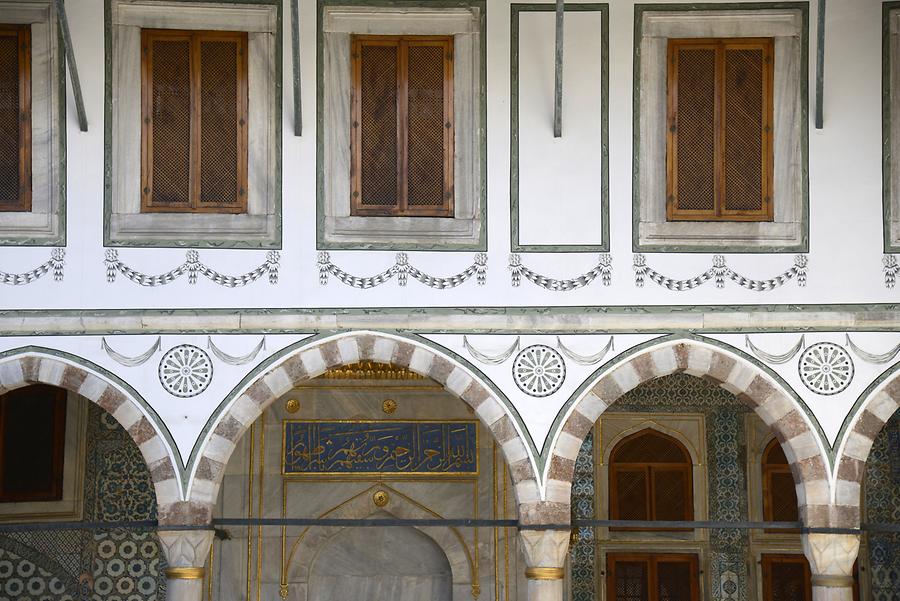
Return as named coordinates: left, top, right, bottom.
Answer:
left=596, top=414, right=709, bottom=542
left=0, top=1, right=64, bottom=246
left=885, top=9, right=900, bottom=251
left=635, top=8, right=807, bottom=252
left=319, top=5, right=484, bottom=250
left=106, top=0, right=280, bottom=248
left=0, top=392, right=86, bottom=522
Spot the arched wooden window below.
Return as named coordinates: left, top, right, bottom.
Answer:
left=609, top=429, right=693, bottom=528
left=0, top=384, right=66, bottom=502
left=762, top=439, right=799, bottom=525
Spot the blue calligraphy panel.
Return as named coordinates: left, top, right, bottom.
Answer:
left=283, top=421, right=478, bottom=475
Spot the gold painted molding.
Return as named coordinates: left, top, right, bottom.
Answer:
left=320, top=361, right=427, bottom=380
left=811, top=575, right=856, bottom=587
left=524, top=567, right=564, bottom=580
left=165, top=567, right=206, bottom=580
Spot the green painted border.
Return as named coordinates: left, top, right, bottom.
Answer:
left=102, top=0, right=284, bottom=249
left=543, top=332, right=833, bottom=467
left=184, top=331, right=540, bottom=494
left=883, top=3, right=900, bottom=252
left=0, top=24, right=67, bottom=247
left=631, top=2, right=811, bottom=254
left=0, top=345, right=184, bottom=472
left=509, top=3, right=610, bottom=253
left=6, top=303, right=900, bottom=335
left=315, top=0, right=488, bottom=252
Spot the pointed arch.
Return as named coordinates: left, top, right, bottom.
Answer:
left=0, top=347, right=182, bottom=515
left=185, top=332, right=540, bottom=526
left=548, top=338, right=835, bottom=527
left=833, top=362, right=900, bottom=529
left=286, top=483, right=474, bottom=595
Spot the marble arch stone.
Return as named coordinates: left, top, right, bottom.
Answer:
left=549, top=339, right=835, bottom=528
left=286, top=485, right=473, bottom=600
left=0, top=350, right=182, bottom=516
left=186, top=332, right=540, bottom=526
left=834, top=370, right=900, bottom=528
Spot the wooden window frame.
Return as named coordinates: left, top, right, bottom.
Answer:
left=0, top=24, right=31, bottom=213
left=350, top=35, right=454, bottom=218
left=762, top=438, right=800, bottom=532
left=761, top=554, right=812, bottom=601
left=140, top=29, right=248, bottom=214
left=606, top=553, right=700, bottom=601
left=0, top=385, right=66, bottom=503
left=666, top=37, right=774, bottom=222
left=609, top=429, right=694, bottom=531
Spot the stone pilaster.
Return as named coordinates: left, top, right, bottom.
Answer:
left=158, top=530, right=214, bottom=601
left=519, top=530, right=570, bottom=601
left=803, top=533, right=860, bottom=601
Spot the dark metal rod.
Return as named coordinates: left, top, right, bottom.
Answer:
left=215, top=518, right=520, bottom=528
left=54, top=0, right=87, bottom=132
left=815, top=0, right=826, bottom=129
left=291, top=0, right=302, bottom=136
left=553, top=0, right=564, bottom=137
left=0, top=518, right=896, bottom=536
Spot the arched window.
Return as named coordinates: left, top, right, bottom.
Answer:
left=0, top=385, right=66, bottom=502
left=609, top=429, right=693, bottom=525
left=762, top=439, right=799, bottom=524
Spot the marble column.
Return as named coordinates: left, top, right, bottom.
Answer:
left=519, top=530, right=570, bottom=601
left=803, top=533, right=860, bottom=601
left=158, top=530, right=214, bottom=601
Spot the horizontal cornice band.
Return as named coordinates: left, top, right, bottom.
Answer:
left=0, top=305, right=899, bottom=335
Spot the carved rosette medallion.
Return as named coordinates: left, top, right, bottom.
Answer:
left=798, top=342, right=854, bottom=395
left=158, top=345, right=214, bottom=398
left=512, top=345, right=566, bottom=397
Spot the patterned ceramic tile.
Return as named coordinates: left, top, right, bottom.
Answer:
left=0, top=404, right=166, bottom=601
left=569, top=374, right=752, bottom=601
left=865, top=410, right=900, bottom=601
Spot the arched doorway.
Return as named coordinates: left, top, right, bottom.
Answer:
left=309, top=522, right=452, bottom=601
left=204, top=358, right=522, bottom=601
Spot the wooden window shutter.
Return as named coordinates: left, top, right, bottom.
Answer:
left=0, top=385, right=66, bottom=503
left=667, top=38, right=773, bottom=221
left=0, top=25, right=31, bottom=212
left=141, top=30, right=247, bottom=213
left=762, top=439, right=800, bottom=530
left=761, top=555, right=811, bottom=601
left=607, top=555, right=699, bottom=601
left=351, top=36, right=453, bottom=217
left=656, top=558, right=697, bottom=601
left=609, top=430, right=693, bottom=530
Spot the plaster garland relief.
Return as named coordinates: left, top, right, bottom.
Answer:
left=317, top=252, right=487, bottom=289
left=508, top=254, right=612, bottom=291
left=633, top=254, right=808, bottom=291
left=104, top=249, right=280, bottom=287
left=0, top=248, right=65, bottom=284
